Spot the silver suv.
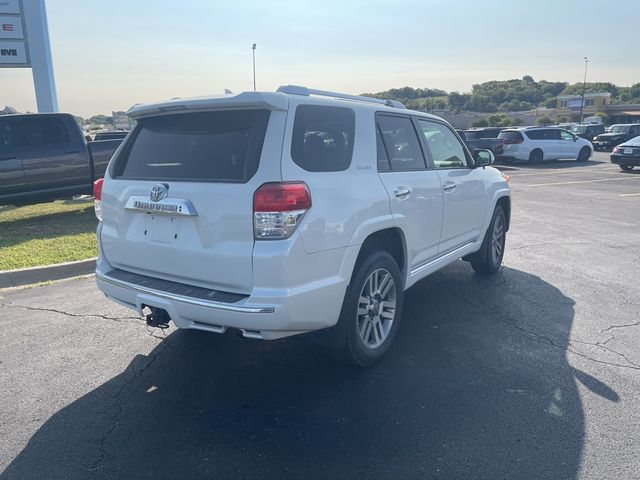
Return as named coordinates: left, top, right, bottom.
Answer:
left=94, top=86, right=511, bottom=365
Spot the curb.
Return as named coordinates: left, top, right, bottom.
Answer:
left=0, top=258, right=97, bottom=289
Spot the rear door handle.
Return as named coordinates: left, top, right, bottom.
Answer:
left=0, top=154, right=16, bottom=160
left=443, top=182, right=457, bottom=191
left=393, top=186, right=411, bottom=198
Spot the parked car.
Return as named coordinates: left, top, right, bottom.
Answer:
left=459, top=128, right=504, bottom=156
left=0, top=113, right=124, bottom=205
left=610, top=135, right=640, bottom=172
left=570, top=124, right=605, bottom=141
left=593, top=124, right=640, bottom=151
left=93, top=86, right=511, bottom=366
left=498, top=127, right=592, bottom=163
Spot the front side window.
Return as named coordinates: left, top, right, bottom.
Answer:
left=12, top=117, right=70, bottom=147
left=418, top=120, right=467, bottom=169
left=291, top=105, right=355, bottom=172
left=560, top=130, right=574, bottom=141
left=376, top=115, right=426, bottom=171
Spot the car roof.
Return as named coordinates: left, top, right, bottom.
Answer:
left=126, top=87, right=446, bottom=123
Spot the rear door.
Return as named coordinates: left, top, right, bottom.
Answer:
left=13, top=115, right=90, bottom=192
left=376, top=114, right=443, bottom=268
left=558, top=129, right=578, bottom=158
left=416, top=119, right=486, bottom=253
left=100, top=108, right=283, bottom=294
left=0, top=116, right=26, bottom=199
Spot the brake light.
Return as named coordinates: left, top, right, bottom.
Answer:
left=93, top=178, right=103, bottom=221
left=502, top=138, right=523, bottom=145
left=253, top=182, right=311, bottom=239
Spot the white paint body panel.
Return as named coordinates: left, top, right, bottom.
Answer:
left=96, top=90, right=510, bottom=339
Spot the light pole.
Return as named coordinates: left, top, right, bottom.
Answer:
left=252, top=43, right=257, bottom=91
left=579, top=56, right=588, bottom=123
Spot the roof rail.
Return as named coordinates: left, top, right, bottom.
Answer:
left=276, top=85, right=406, bottom=109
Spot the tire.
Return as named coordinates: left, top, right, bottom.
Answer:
left=471, top=206, right=507, bottom=275
left=528, top=149, right=543, bottom=164
left=619, top=164, right=634, bottom=172
left=577, top=147, right=591, bottom=162
left=334, top=251, right=404, bottom=367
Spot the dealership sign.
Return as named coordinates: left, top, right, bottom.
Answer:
left=0, top=0, right=29, bottom=66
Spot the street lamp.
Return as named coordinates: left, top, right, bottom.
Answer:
left=579, top=57, right=588, bottom=123
left=252, top=43, right=257, bottom=92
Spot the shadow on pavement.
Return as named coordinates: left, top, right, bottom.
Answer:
left=2, top=262, right=612, bottom=479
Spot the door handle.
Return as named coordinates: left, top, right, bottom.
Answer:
left=64, top=150, right=81, bottom=154
left=0, top=154, right=16, bottom=160
left=393, top=186, right=411, bottom=198
left=443, top=182, right=457, bottom=191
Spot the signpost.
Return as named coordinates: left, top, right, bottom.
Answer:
left=0, top=0, right=58, bottom=112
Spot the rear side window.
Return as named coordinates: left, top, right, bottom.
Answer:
left=291, top=105, right=355, bottom=172
left=526, top=129, right=560, bottom=140
left=116, top=109, right=270, bottom=183
left=12, top=117, right=70, bottom=147
left=498, top=131, right=524, bottom=143
left=377, top=115, right=426, bottom=171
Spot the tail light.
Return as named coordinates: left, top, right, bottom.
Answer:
left=93, top=178, right=103, bottom=221
left=253, top=182, right=311, bottom=239
left=502, top=138, right=523, bottom=145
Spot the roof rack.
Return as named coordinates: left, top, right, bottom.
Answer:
left=276, top=85, right=406, bottom=109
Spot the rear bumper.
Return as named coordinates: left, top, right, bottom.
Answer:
left=95, top=254, right=350, bottom=340
left=611, top=154, right=640, bottom=167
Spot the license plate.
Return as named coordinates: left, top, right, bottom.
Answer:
left=624, top=148, right=633, bottom=154
left=147, top=216, right=177, bottom=243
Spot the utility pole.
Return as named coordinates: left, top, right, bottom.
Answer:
left=252, top=43, right=256, bottom=91
left=579, top=57, right=588, bottom=123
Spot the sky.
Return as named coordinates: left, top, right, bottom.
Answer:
left=1, top=0, right=638, bottom=117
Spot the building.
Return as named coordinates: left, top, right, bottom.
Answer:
left=556, top=92, right=611, bottom=121
left=555, top=92, right=640, bottom=124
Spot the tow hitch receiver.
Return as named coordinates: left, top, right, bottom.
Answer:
left=145, top=307, right=171, bottom=329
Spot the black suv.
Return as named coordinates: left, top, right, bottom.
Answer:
left=570, top=124, right=604, bottom=141
left=593, top=124, right=640, bottom=150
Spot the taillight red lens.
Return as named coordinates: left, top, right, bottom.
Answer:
left=253, top=182, right=311, bottom=212
left=93, top=178, right=103, bottom=200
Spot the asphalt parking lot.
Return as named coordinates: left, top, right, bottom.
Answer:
left=1, top=151, right=639, bottom=480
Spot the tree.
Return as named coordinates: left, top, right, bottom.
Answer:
left=557, top=116, right=570, bottom=123
left=594, top=112, right=609, bottom=125
left=544, top=98, right=557, bottom=108
left=536, top=115, right=553, bottom=126
left=470, top=118, right=489, bottom=128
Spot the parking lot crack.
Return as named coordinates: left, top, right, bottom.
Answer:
left=0, top=302, right=142, bottom=323
left=88, top=333, right=173, bottom=472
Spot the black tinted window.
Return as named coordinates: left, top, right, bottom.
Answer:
left=12, top=117, right=70, bottom=146
left=376, top=127, right=390, bottom=171
left=525, top=129, right=559, bottom=140
left=377, top=115, right=426, bottom=171
left=291, top=105, right=355, bottom=172
left=498, top=131, right=524, bottom=142
left=117, top=109, right=270, bottom=182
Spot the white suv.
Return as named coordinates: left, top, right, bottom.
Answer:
left=93, top=86, right=511, bottom=366
left=499, top=126, right=593, bottom=163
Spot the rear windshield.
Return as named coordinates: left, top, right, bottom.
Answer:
left=115, top=109, right=270, bottom=182
left=498, top=131, right=524, bottom=142
left=571, top=126, right=587, bottom=134
left=465, top=129, right=499, bottom=139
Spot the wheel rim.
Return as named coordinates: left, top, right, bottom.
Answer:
left=357, top=268, right=397, bottom=349
left=491, top=214, right=505, bottom=266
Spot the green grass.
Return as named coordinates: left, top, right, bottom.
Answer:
left=0, top=199, right=98, bottom=271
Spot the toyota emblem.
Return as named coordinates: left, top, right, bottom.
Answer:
left=149, top=183, right=168, bottom=202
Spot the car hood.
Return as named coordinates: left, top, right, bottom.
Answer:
left=595, top=133, right=626, bottom=140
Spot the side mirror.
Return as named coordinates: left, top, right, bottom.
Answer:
left=474, top=149, right=494, bottom=167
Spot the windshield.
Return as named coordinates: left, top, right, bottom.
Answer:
left=571, top=126, right=587, bottom=134
left=610, top=125, right=630, bottom=134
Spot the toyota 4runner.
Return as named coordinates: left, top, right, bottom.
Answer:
left=94, top=86, right=511, bottom=366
